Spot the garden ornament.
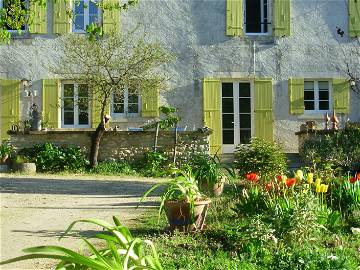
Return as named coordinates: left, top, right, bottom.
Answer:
left=331, top=110, right=339, bottom=130
left=324, top=112, right=330, bottom=130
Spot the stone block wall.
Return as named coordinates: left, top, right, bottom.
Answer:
left=9, top=130, right=210, bottom=162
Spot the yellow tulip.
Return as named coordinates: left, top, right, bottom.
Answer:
left=315, top=178, right=321, bottom=187
left=296, top=170, right=304, bottom=180
left=320, top=184, right=329, bottom=193
left=315, top=184, right=321, bottom=193
left=306, top=173, right=314, bottom=184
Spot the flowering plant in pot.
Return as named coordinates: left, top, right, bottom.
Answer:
left=139, top=165, right=211, bottom=232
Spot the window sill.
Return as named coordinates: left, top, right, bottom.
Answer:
left=245, top=35, right=274, bottom=44
left=297, top=113, right=328, bottom=120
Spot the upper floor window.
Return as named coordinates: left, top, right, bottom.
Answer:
left=62, top=83, right=90, bottom=127
left=0, top=0, right=27, bottom=31
left=111, top=89, right=140, bottom=117
left=245, top=0, right=271, bottom=34
left=73, top=0, right=101, bottom=33
left=304, top=80, right=331, bottom=113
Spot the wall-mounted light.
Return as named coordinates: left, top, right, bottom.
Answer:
left=350, top=78, right=356, bottom=87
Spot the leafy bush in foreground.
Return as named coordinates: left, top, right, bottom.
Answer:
left=91, top=160, right=137, bottom=175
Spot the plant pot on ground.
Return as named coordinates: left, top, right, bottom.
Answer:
left=190, top=153, right=235, bottom=197
left=139, top=165, right=210, bottom=233
left=12, top=155, right=36, bottom=174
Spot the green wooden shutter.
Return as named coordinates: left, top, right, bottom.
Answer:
left=254, top=79, right=273, bottom=141
left=29, top=1, right=47, bottom=34
left=42, top=79, right=60, bottom=129
left=203, top=78, right=222, bottom=155
left=349, top=0, right=360, bottom=37
left=141, top=88, right=159, bottom=118
left=103, top=0, right=120, bottom=34
left=0, top=80, right=20, bottom=141
left=226, top=0, right=243, bottom=36
left=53, top=0, right=70, bottom=34
left=289, top=78, right=305, bottom=114
left=273, top=0, right=290, bottom=37
left=333, top=78, right=350, bottom=114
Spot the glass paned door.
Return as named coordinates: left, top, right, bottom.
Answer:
left=222, top=82, right=253, bottom=153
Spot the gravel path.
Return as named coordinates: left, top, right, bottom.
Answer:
left=0, top=174, right=162, bottom=270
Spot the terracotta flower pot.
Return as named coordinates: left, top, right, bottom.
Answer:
left=199, top=181, right=225, bottom=197
left=164, top=199, right=211, bottom=232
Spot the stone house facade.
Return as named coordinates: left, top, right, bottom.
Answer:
left=0, top=0, right=359, bottom=155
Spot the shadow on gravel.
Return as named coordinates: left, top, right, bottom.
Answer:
left=11, top=229, right=102, bottom=239
left=0, top=178, right=162, bottom=196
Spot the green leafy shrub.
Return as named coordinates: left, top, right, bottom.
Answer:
left=19, top=143, right=88, bottom=173
left=0, top=140, right=13, bottom=160
left=234, top=138, right=287, bottom=179
left=301, top=124, right=360, bottom=174
left=137, top=150, right=168, bottom=177
left=0, top=216, right=163, bottom=270
left=91, top=160, right=137, bottom=175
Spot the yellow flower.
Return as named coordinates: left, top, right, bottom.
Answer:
left=316, top=184, right=321, bottom=193
left=315, top=178, right=321, bottom=187
left=306, top=173, right=314, bottom=184
left=295, top=170, right=304, bottom=180
left=320, top=184, right=329, bottom=193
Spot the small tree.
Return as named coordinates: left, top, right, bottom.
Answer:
left=54, top=31, right=173, bottom=167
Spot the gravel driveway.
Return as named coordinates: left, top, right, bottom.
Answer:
left=0, top=174, right=161, bottom=270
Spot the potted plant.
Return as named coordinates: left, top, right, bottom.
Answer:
left=139, top=166, right=211, bottom=232
left=0, top=141, right=13, bottom=172
left=190, top=153, right=234, bottom=197
left=12, top=155, right=36, bottom=174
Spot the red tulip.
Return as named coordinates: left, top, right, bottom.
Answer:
left=356, top=173, right=360, bottom=180
left=276, top=175, right=282, bottom=182
left=265, top=182, right=273, bottom=191
left=286, top=178, right=296, bottom=187
left=349, top=177, right=357, bottom=184
left=246, top=172, right=259, bottom=182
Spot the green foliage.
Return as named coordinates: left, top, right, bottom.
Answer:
left=19, top=143, right=88, bottom=173
left=234, top=138, right=287, bottom=179
left=0, top=140, right=13, bottom=159
left=189, top=153, right=235, bottom=186
left=330, top=176, right=360, bottom=227
left=0, top=216, right=163, bottom=270
left=301, top=125, right=360, bottom=174
left=91, top=160, right=137, bottom=176
left=137, top=150, right=168, bottom=177
left=142, top=106, right=180, bottom=131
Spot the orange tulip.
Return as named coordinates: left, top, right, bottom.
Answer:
left=286, top=178, right=296, bottom=187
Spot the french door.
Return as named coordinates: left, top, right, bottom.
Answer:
left=222, top=82, right=253, bottom=153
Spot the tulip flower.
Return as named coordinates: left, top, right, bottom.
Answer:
left=306, top=173, right=314, bottom=184
left=357, top=173, right=360, bottom=180
left=276, top=175, right=282, bottom=182
left=246, top=172, right=259, bottom=182
left=349, top=177, right=357, bottom=184
left=315, top=178, right=321, bottom=187
left=295, top=170, right=304, bottom=180
left=286, top=178, right=296, bottom=187
left=320, top=184, right=329, bottom=193
left=316, top=184, right=321, bottom=193
left=265, top=182, right=273, bottom=191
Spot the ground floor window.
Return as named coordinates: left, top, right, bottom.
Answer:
left=111, top=89, right=140, bottom=117
left=62, top=83, right=90, bottom=127
left=222, top=82, right=253, bottom=153
left=304, top=80, right=331, bottom=113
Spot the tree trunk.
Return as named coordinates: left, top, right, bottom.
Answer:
left=90, top=123, right=105, bottom=168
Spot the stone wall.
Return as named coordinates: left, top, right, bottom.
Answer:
left=9, top=130, right=210, bottom=162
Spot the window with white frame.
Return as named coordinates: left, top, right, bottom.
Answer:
left=72, top=0, right=101, bottom=33
left=111, top=89, right=140, bottom=117
left=0, top=0, right=27, bottom=31
left=245, top=0, right=271, bottom=34
left=62, top=83, right=90, bottom=127
left=304, top=80, right=331, bottom=113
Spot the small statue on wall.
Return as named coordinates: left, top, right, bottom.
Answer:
left=324, top=112, right=330, bottom=130
left=331, top=110, right=339, bottom=130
